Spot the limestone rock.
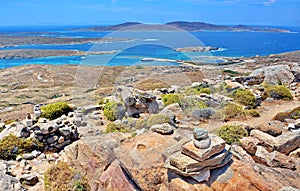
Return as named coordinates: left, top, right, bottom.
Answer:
left=193, top=128, right=208, bottom=140
left=182, top=135, right=226, bottom=162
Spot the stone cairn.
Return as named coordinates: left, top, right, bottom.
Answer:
left=23, top=112, right=79, bottom=152
left=165, top=128, right=232, bottom=182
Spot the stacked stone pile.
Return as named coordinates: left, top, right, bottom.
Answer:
left=165, top=128, right=232, bottom=182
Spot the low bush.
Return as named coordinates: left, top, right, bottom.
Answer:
left=224, top=103, right=246, bottom=121
left=44, top=162, right=90, bottom=191
left=262, top=85, right=293, bottom=100
left=192, top=108, right=215, bottom=120
left=162, top=94, right=181, bottom=106
left=274, top=106, right=300, bottom=122
left=246, top=109, right=260, bottom=117
left=41, top=102, right=72, bottom=120
left=0, top=134, right=44, bottom=160
left=105, top=122, right=130, bottom=133
left=198, top=88, right=211, bottom=94
left=147, top=114, right=170, bottom=128
left=216, top=125, right=248, bottom=145
left=231, top=89, right=256, bottom=107
left=103, top=101, right=126, bottom=121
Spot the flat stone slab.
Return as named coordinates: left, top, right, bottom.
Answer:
left=166, top=145, right=231, bottom=173
left=274, top=132, right=300, bottom=155
left=182, top=135, right=226, bottom=162
left=165, top=150, right=232, bottom=177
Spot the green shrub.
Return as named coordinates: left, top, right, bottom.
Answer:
left=274, top=106, right=300, bottom=122
left=103, top=101, right=125, bottom=121
left=44, top=162, right=90, bottom=191
left=41, top=102, right=72, bottom=120
left=246, top=109, right=260, bottom=117
left=0, top=134, right=44, bottom=160
left=0, top=125, right=4, bottom=133
left=224, top=103, right=246, bottom=121
left=98, top=98, right=109, bottom=105
left=4, top=119, right=16, bottom=125
left=105, top=122, right=130, bottom=133
left=162, top=94, right=181, bottom=106
left=198, top=88, right=211, bottom=94
left=216, top=125, right=248, bottom=145
left=231, top=89, right=256, bottom=107
left=147, top=114, right=170, bottom=128
left=262, top=85, right=293, bottom=100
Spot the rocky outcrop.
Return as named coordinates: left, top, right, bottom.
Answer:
left=59, top=133, right=127, bottom=191
left=0, top=173, right=26, bottom=191
left=250, top=65, right=295, bottom=84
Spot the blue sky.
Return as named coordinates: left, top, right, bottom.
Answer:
left=0, top=0, right=299, bottom=26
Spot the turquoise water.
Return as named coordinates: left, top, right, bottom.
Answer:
left=0, top=26, right=300, bottom=69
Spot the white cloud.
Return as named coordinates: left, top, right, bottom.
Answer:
left=263, top=0, right=277, bottom=6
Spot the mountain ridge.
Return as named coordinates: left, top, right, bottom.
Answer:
left=75, top=21, right=291, bottom=32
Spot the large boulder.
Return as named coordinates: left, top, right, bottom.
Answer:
left=114, top=133, right=179, bottom=191
left=250, top=65, right=295, bottom=84
left=0, top=174, right=26, bottom=191
left=290, top=64, right=300, bottom=82
left=58, top=133, right=127, bottom=191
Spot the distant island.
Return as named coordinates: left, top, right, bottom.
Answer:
left=74, top=21, right=291, bottom=33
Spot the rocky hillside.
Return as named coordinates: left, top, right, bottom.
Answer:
left=0, top=53, right=300, bottom=190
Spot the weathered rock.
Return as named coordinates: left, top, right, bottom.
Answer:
left=274, top=132, right=300, bottom=155
left=20, top=127, right=30, bottom=138
left=290, top=64, right=300, bottom=82
left=22, top=153, right=34, bottom=160
left=0, top=173, right=26, bottom=191
left=193, top=128, right=209, bottom=140
left=193, top=138, right=211, bottom=149
left=255, top=123, right=283, bottom=137
left=59, top=126, right=72, bottom=137
left=289, top=147, right=300, bottom=158
left=250, top=130, right=276, bottom=151
left=99, top=160, right=137, bottom=191
left=150, top=123, right=175, bottom=135
left=46, top=135, right=58, bottom=144
left=250, top=65, right=295, bottom=84
left=160, top=103, right=183, bottom=122
left=19, top=174, right=39, bottom=186
left=182, top=135, right=226, bottom=162
left=114, top=133, right=178, bottom=191
left=231, top=145, right=255, bottom=163
left=269, top=120, right=287, bottom=130
left=166, top=158, right=300, bottom=191
left=165, top=145, right=232, bottom=175
left=279, top=186, right=300, bottom=191
left=59, top=133, right=127, bottom=191
left=192, top=108, right=215, bottom=120
left=241, top=136, right=260, bottom=155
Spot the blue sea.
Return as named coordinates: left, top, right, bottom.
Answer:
left=0, top=25, right=300, bottom=69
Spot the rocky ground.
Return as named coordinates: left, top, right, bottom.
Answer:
left=0, top=51, right=300, bottom=191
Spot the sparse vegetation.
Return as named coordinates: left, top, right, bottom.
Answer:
left=0, top=134, right=44, bottom=160
left=135, top=78, right=170, bottom=91
left=105, top=122, right=130, bottom=133
left=274, top=106, right=300, bottom=122
left=103, top=100, right=125, bottom=121
left=262, top=85, right=293, bottom=100
left=162, top=94, right=181, bottom=106
left=44, top=162, right=90, bottom=191
left=41, top=102, right=72, bottom=120
left=231, top=89, right=256, bottom=107
left=147, top=114, right=170, bottom=127
left=216, top=125, right=248, bottom=145
left=224, top=103, right=246, bottom=121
